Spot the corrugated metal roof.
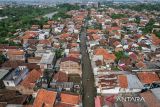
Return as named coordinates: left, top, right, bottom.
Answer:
left=0, top=69, right=11, bottom=79
left=39, top=52, right=55, bottom=64
left=127, top=74, right=143, bottom=89
left=151, top=88, right=160, bottom=101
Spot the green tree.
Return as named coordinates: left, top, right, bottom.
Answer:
left=111, top=13, right=127, bottom=19
left=115, top=51, right=127, bottom=61
left=55, top=49, right=63, bottom=59
left=142, top=18, right=155, bottom=34
left=0, top=54, right=6, bottom=64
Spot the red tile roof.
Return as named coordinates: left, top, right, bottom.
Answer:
left=113, top=41, right=121, bottom=47
left=129, top=52, right=138, bottom=61
left=118, top=75, right=128, bottom=88
left=94, top=48, right=116, bottom=61
left=136, top=61, right=146, bottom=69
left=60, top=93, right=80, bottom=105
left=20, top=69, right=42, bottom=89
left=33, top=89, right=57, bottom=107
left=137, top=72, right=160, bottom=84
left=53, top=71, right=68, bottom=82
left=87, top=29, right=100, bottom=34
left=22, top=31, right=38, bottom=39
left=60, top=33, right=70, bottom=39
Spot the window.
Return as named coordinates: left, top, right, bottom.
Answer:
left=6, top=82, right=9, bottom=86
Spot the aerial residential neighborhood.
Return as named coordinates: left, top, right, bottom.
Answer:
left=0, top=0, right=160, bottom=107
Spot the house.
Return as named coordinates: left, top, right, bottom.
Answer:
left=50, top=82, right=74, bottom=91
left=39, top=52, right=56, bottom=70
left=39, top=40, right=52, bottom=47
left=3, top=66, right=29, bottom=88
left=60, top=57, right=81, bottom=77
left=6, top=50, right=25, bottom=61
left=96, top=72, right=143, bottom=94
left=137, top=72, right=160, bottom=85
left=1, top=60, right=40, bottom=70
left=31, top=25, right=40, bottom=30
left=93, top=48, right=116, bottom=64
left=0, top=68, right=12, bottom=89
left=53, top=71, right=68, bottom=82
left=17, top=69, right=42, bottom=94
left=151, top=34, right=160, bottom=46
left=33, top=89, right=57, bottom=107
left=0, top=45, right=20, bottom=52
left=43, top=24, right=51, bottom=29
left=68, top=51, right=81, bottom=59
left=55, top=93, right=81, bottom=107
left=28, top=57, right=41, bottom=64
left=38, top=32, right=49, bottom=40
left=118, top=74, right=143, bottom=93
left=0, top=89, right=30, bottom=106
left=113, top=41, right=123, bottom=52
left=21, top=31, right=38, bottom=44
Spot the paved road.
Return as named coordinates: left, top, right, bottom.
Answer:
left=80, top=26, right=96, bottom=107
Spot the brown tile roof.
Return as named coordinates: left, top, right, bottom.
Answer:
left=61, top=57, right=80, bottom=63
left=39, top=40, right=51, bottom=45
left=141, top=91, right=160, bottom=107
left=27, top=39, right=39, bottom=45
left=0, top=46, right=20, bottom=50
left=92, top=34, right=100, bottom=40
left=43, top=25, right=51, bottom=29
left=1, top=60, right=25, bottom=69
left=136, top=61, right=146, bottom=69
left=33, top=89, right=57, bottom=107
left=1, top=60, right=40, bottom=70
left=118, top=75, right=128, bottom=88
left=119, top=57, right=132, bottom=65
left=23, top=63, right=40, bottom=70
left=95, top=60, right=104, bottom=66
left=47, top=20, right=54, bottom=25
left=129, top=52, right=138, bottom=62
left=60, top=33, right=70, bottom=39
left=60, top=93, right=80, bottom=105
left=7, top=50, right=24, bottom=55
left=0, top=90, right=28, bottom=105
left=20, top=69, right=42, bottom=89
left=113, top=41, right=121, bottom=47
left=21, top=31, right=38, bottom=40
left=53, top=71, right=68, bottom=82
left=87, top=29, right=100, bottom=34
left=68, top=51, right=80, bottom=59
left=137, top=72, right=160, bottom=84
